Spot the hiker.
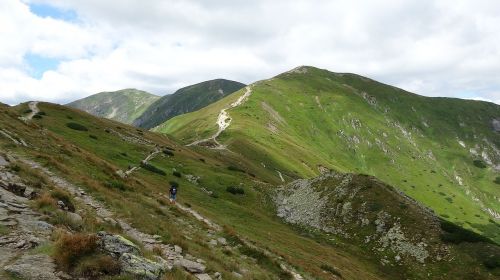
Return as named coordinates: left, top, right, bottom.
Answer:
left=169, top=183, right=178, bottom=204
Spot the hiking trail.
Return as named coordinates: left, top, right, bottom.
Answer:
left=187, top=86, right=252, bottom=149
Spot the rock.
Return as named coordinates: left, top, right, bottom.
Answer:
left=180, top=259, right=206, bottom=273
left=216, top=237, right=227, bottom=245
left=208, top=239, right=218, bottom=246
left=57, top=200, right=66, bottom=209
left=66, top=212, right=83, bottom=226
left=492, top=118, right=500, bottom=132
left=174, top=244, right=183, bottom=253
left=214, top=272, right=222, bottom=280
left=4, top=254, right=60, bottom=280
left=55, top=271, right=72, bottom=280
left=232, top=271, right=243, bottom=278
left=23, top=186, right=38, bottom=199
left=97, top=232, right=140, bottom=257
left=0, top=155, right=8, bottom=166
left=119, top=252, right=166, bottom=280
left=195, top=273, right=212, bottom=280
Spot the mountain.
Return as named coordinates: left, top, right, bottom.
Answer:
left=67, top=88, right=160, bottom=124
left=133, top=79, right=246, bottom=129
left=0, top=87, right=498, bottom=279
left=157, top=66, right=500, bottom=243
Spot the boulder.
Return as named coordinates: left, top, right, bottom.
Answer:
left=97, top=232, right=140, bottom=257
left=66, top=212, right=83, bottom=226
left=217, top=237, right=227, bottom=245
left=119, top=252, right=166, bottom=280
left=4, top=254, right=60, bottom=280
left=180, top=259, right=206, bottom=273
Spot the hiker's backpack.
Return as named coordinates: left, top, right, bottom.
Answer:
left=171, top=187, right=177, bottom=195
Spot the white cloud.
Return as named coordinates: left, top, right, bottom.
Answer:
left=0, top=0, right=499, bottom=105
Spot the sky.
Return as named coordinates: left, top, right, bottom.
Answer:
left=0, top=0, right=500, bottom=105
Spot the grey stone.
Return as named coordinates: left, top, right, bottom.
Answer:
left=232, top=271, right=243, bottom=278
left=208, top=239, right=218, bottom=246
left=217, top=237, right=227, bottom=245
left=195, top=273, right=212, bottom=280
left=180, top=259, right=206, bottom=273
left=66, top=212, right=83, bottom=226
left=4, top=254, right=60, bottom=280
left=119, top=253, right=166, bottom=280
left=97, top=232, right=140, bottom=257
left=174, top=244, right=182, bottom=253
left=0, top=155, right=8, bottom=166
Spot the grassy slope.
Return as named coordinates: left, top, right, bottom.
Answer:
left=67, top=89, right=160, bottom=124
left=134, top=79, right=246, bottom=129
left=0, top=103, right=386, bottom=280
left=159, top=66, right=500, bottom=242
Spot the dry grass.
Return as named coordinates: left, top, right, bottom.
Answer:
left=34, top=192, right=57, bottom=210
left=54, top=233, right=98, bottom=270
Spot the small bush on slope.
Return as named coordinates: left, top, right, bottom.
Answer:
left=54, top=233, right=98, bottom=270
left=66, top=122, right=89, bottom=131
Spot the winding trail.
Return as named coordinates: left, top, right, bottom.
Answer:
left=187, top=86, right=252, bottom=149
left=26, top=102, right=39, bottom=120
left=123, top=147, right=162, bottom=177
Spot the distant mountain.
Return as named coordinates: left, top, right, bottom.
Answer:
left=67, top=89, right=160, bottom=124
left=158, top=66, right=500, bottom=243
left=133, top=79, right=245, bottom=129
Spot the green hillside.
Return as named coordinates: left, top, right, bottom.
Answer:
left=67, top=89, right=160, bottom=124
left=158, top=66, right=500, bottom=242
left=0, top=96, right=498, bottom=279
left=133, top=79, right=245, bottom=129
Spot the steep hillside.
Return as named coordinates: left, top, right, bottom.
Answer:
left=67, top=89, right=160, bottom=124
left=158, top=66, right=500, bottom=242
left=0, top=100, right=498, bottom=279
left=274, top=171, right=499, bottom=278
left=133, top=79, right=245, bottom=129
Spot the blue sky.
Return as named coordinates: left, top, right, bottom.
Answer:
left=29, top=2, right=77, bottom=21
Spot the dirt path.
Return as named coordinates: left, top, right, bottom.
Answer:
left=26, top=102, right=39, bottom=120
left=187, top=86, right=252, bottom=149
left=122, top=147, right=162, bottom=177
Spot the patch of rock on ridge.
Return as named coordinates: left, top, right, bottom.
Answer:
left=274, top=171, right=447, bottom=265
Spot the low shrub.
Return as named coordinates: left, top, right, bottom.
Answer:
left=173, top=171, right=181, bottom=178
left=439, top=220, right=492, bottom=244
left=320, top=264, right=342, bottom=278
left=226, top=186, right=245, bottom=195
left=66, top=122, right=88, bottom=131
left=227, top=165, right=245, bottom=173
left=105, top=181, right=127, bottom=191
left=473, top=159, right=487, bottom=168
left=74, top=254, right=121, bottom=277
left=140, top=162, right=166, bottom=176
left=23, top=109, right=32, bottom=114
left=89, top=134, right=98, bottom=140
left=163, top=149, right=174, bottom=156
left=494, top=176, right=500, bottom=185
left=37, top=111, right=46, bottom=116
left=9, top=164, right=21, bottom=172
left=32, top=114, right=43, bottom=119
left=54, top=233, right=98, bottom=270
left=239, top=245, right=292, bottom=279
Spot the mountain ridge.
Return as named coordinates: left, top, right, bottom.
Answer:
left=158, top=66, right=500, bottom=242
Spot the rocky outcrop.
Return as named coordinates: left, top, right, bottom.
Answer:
left=492, top=118, right=500, bottom=133
left=274, top=171, right=446, bottom=265
left=4, top=254, right=60, bottom=280
left=119, top=253, right=166, bottom=280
